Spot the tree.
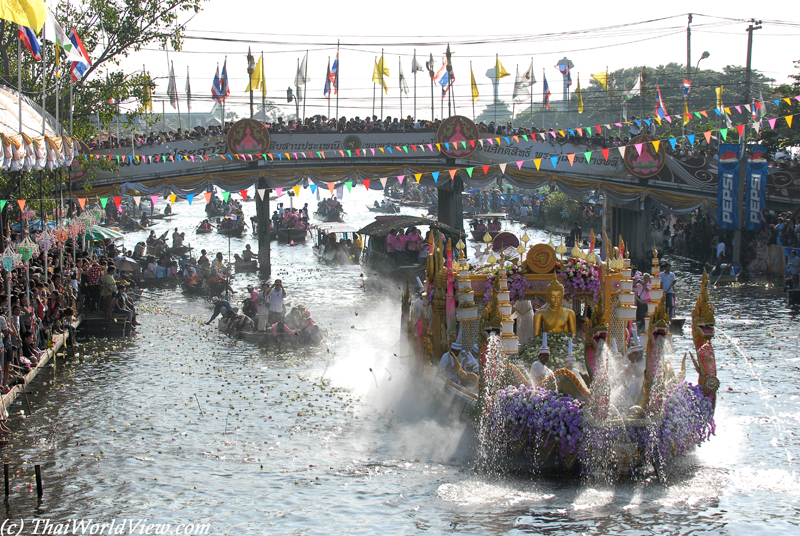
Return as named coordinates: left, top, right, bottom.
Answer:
left=760, top=60, right=800, bottom=158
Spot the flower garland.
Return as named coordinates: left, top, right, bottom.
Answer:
left=519, top=333, right=584, bottom=371
left=557, top=257, right=600, bottom=302
left=658, top=381, right=715, bottom=461
left=488, top=384, right=584, bottom=458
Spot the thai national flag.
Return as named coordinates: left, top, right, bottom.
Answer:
left=69, top=28, right=92, bottom=82
left=18, top=25, right=41, bottom=61
left=543, top=75, right=551, bottom=110
left=212, top=60, right=230, bottom=103
left=329, top=54, right=339, bottom=95
left=682, top=78, right=692, bottom=98
left=655, top=84, right=667, bottom=119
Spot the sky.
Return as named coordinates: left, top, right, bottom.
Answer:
left=114, top=0, right=800, bottom=123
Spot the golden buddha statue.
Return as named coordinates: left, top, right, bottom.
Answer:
left=533, top=277, right=577, bottom=336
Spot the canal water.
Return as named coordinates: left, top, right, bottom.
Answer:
left=2, top=189, right=798, bottom=535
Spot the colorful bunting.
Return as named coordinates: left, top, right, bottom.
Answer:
left=113, top=196, right=122, bottom=208
left=150, top=195, right=159, bottom=207
left=168, top=194, right=177, bottom=205
left=362, top=179, right=371, bottom=190
left=566, top=154, right=575, bottom=166
left=78, top=198, right=86, bottom=209
left=132, top=196, right=140, bottom=206
left=203, top=192, right=212, bottom=204
left=222, top=191, right=230, bottom=202
left=99, top=197, right=108, bottom=208
left=432, top=172, right=439, bottom=183
left=187, top=193, right=194, bottom=205
left=274, top=187, right=283, bottom=197
left=550, top=156, right=559, bottom=168
left=18, top=200, right=25, bottom=211
left=533, top=159, right=541, bottom=170
left=239, top=190, right=248, bottom=201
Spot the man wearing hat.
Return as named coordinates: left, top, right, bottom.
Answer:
left=619, top=325, right=646, bottom=408
left=206, top=296, right=233, bottom=325
left=439, top=331, right=463, bottom=383
left=460, top=343, right=480, bottom=375
left=530, top=333, right=553, bottom=384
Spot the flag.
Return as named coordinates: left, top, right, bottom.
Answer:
left=324, top=57, right=331, bottom=98
left=425, top=55, right=435, bottom=79
left=439, top=69, right=452, bottom=99
left=44, top=10, right=83, bottom=62
left=69, top=27, right=91, bottom=82
left=294, top=51, right=308, bottom=89
left=556, top=62, right=571, bottom=87
left=715, top=86, right=724, bottom=111
left=513, top=65, right=533, bottom=102
left=372, top=56, right=389, bottom=94
left=0, top=0, right=46, bottom=32
left=655, top=83, right=666, bottom=119
left=18, top=25, right=41, bottom=61
left=260, top=52, right=266, bottom=97
left=682, top=99, right=690, bottom=126
left=185, top=66, right=192, bottom=111
left=757, top=90, right=767, bottom=122
left=399, top=61, right=409, bottom=95
left=433, top=61, right=446, bottom=82
left=470, top=66, right=479, bottom=102
left=329, top=53, right=338, bottom=95
left=682, top=78, right=692, bottom=98
left=625, top=74, right=640, bottom=99
left=167, top=62, right=178, bottom=109
left=495, top=57, right=510, bottom=79
left=246, top=53, right=263, bottom=93
left=143, top=75, right=153, bottom=113
left=411, top=52, right=424, bottom=73
left=576, top=77, right=584, bottom=114
left=543, top=75, right=551, bottom=110
left=591, top=71, right=608, bottom=91
left=211, top=61, right=229, bottom=104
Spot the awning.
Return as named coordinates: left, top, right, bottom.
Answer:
left=84, top=225, right=125, bottom=241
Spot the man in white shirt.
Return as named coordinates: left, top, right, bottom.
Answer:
left=268, top=280, right=287, bottom=326
left=530, top=333, right=553, bottom=384
left=660, top=263, right=676, bottom=318
left=716, top=240, right=726, bottom=261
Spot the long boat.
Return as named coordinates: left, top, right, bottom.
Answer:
left=276, top=227, right=308, bottom=244
left=217, top=318, right=323, bottom=347
left=401, top=234, right=720, bottom=478
left=468, top=213, right=507, bottom=242
left=314, top=209, right=344, bottom=222
left=311, top=223, right=361, bottom=265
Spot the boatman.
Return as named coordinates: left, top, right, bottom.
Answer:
left=206, top=296, right=232, bottom=325
left=242, top=245, right=254, bottom=263
left=530, top=333, right=554, bottom=384
left=619, top=325, right=647, bottom=409
left=438, top=333, right=462, bottom=383
left=660, top=263, right=676, bottom=318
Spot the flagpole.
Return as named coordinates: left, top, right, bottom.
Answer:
left=380, top=49, right=384, bottom=119
left=295, top=58, right=300, bottom=120
left=494, top=53, right=498, bottom=126
left=69, top=75, right=73, bottom=136
left=335, top=41, right=339, bottom=122
left=18, top=38, right=22, bottom=134
left=327, top=55, right=331, bottom=120
left=186, top=66, right=191, bottom=130
left=413, top=49, right=417, bottom=121
left=42, top=25, right=47, bottom=137
left=399, top=56, right=402, bottom=122
left=430, top=54, right=434, bottom=121
left=302, top=49, right=308, bottom=123
left=222, top=56, right=227, bottom=131
left=542, top=68, right=545, bottom=130
left=55, top=57, right=60, bottom=136
left=470, top=61, right=475, bottom=121
left=530, top=58, right=533, bottom=130
left=372, top=56, right=376, bottom=119
left=261, top=52, right=265, bottom=122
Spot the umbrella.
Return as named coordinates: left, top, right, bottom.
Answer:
left=84, top=226, right=125, bottom=241
left=114, top=256, right=140, bottom=273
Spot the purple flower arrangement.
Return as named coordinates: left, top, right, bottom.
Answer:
left=658, top=381, right=716, bottom=460
left=489, top=384, right=584, bottom=458
left=557, top=257, right=601, bottom=302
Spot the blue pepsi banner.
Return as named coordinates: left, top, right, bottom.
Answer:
left=745, top=145, right=768, bottom=231
left=717, top=143, right=740, bottom=230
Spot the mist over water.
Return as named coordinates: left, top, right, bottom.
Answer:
left=1, top=189, right=798, bottom=534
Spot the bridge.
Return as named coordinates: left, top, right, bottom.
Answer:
left=72, top=117, right=800, bottom=272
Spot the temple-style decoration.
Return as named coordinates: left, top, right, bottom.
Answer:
left=401, top=232, right=718, bottom=476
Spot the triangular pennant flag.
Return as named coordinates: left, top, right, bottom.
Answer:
left=17, top=200, right=26, bottom=212
left=481, top=165, right=490, bottom=175
left=618, top=146, right=626, bottom=158
left=498, top=163, right=507, bottom=174
left=150, top=195, right=159, bottom=207
left=362, top=179, right=371, bottom=190
left=487, top=138, right=494, bottom=145
left=203, top=192, right=212, bottom=204
left=586, top=127, right=592, bottom=136
left=432, top=172, right=439, bottom=184
left=326, top=183, right=335, bottom=195
left=397, top=175, right=405, bottom=184
left=0, top=200, right=6, bottom=212
left=99, top=197, right=108, bottom=208
left=256, top=188, right=266, bottom=200
left=652, top=140, right=660, bottom=152
left=784, top=98, right=791, bottom=105
left=694, top=112, right=701, bottom=119
left=583, top=151, right=592, bottom=164
left=550, top=156, right=559, bottom=168
left=744, top=104, right=751, bottom=113
left=724, top=107, right=731, bottom=115
left=703, top=131, right=712, bottom=145
left=769, top=118, right=777, bottom=130
left=292, top=186, right=301, bottom=197
left=239, top=190, right=248, bottom=201
left=415, top=173, right=422, bottom=183
left=734, top=105, right=742, bottom=114
left=533, top=159, right=541, bottom=170
left=275, top=187, right=283, bottom=197
left=669, top=138, right=677, bottom=150
left=379, top=177, right=388, bottom=189
left=720, top=128, right=727, bottom=141
left=113, top=196, right=122, bottom=209
left=736, top=124, right=745, bottom=137
left=700, top=111, right=708, bottom=118
left=186, top=193, right=194, bottom=205
left=566, top=154, right=575, bottom=166
left=686, top=134, right=695, bottom=146
left=576, top=128, right=583, bottom=136
left=634, top=143, right=643, bottom=156
left=222, top=191, right=230, bottom=202
left=345, top=181, right=352, bottom=193
left=448, top=169, right=457, bottom=180
left=77, top=198, right=86, bottom=209
left=132, top=196, right=140, bottom=207
left=168, top=194, right=177, bottom=205
left=787, top=115, right=794, bottom=128
left=310, top=184, right=318, bottom=194
left=516, top=161, right=524, bottom=170
left=601, top=148, right=609, bottom=161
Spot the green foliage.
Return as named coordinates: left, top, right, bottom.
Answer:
left=541, top=191, right=583, bottom=225
left=760, top=60, right=800, bottom=157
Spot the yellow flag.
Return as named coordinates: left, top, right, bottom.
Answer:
left=0, top=0, right=47, bottom=32
left=260, top=54, right=266, bottom=97
left=143, top=79, right=153, bottom=113
left=576, top=78, right=584, bottom=114
left=470, top=66, right=479, bottom=102
left=372, top=58, right=389, bottom=94
left=591, top=72, right=608, bottom=91
left=715, top=86, right=723, bottom=110
left=246, top=54, right=264, bottom=92
left=495, top=57, right=510, bottom=79
left=683, top=99, right=690, bottom=126
left=54, top=43, right=60, bottom=78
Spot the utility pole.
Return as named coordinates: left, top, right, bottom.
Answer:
left=732, top=19, right=762, bottom=268
left=685, top=14, right=691, bottom=143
